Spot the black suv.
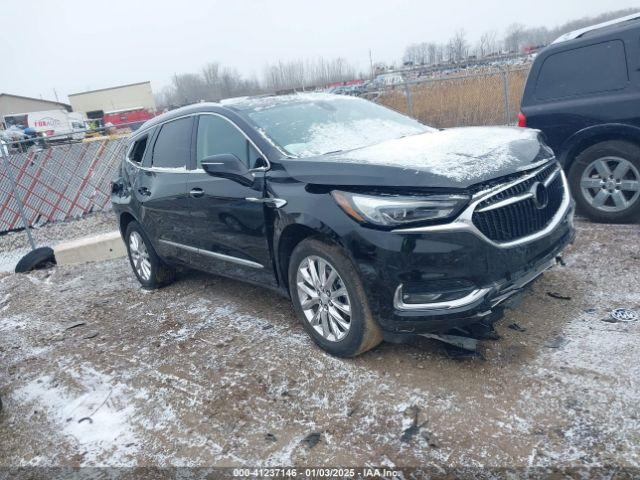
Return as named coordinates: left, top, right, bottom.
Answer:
left=520, top=14, right=640, bottom=223
left=112, top=93, right=574, bottom=357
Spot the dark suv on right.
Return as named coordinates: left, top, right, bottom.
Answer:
left=520, top=14, right=640, bottom=223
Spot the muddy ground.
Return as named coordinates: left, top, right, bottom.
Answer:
left=0, top=217, right=639, bottom=469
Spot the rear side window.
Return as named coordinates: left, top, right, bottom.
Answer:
left=152, top=117, right=192, bottom=168
left=128, top=136, right=147, bottom=164
left=196, top=115, right=260, bottom=168
left=535, top=40, right=628, bottom=101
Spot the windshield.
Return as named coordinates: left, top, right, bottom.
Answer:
left=244, top=96, right=431, bottom=157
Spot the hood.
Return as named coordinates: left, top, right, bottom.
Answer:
left=277, top=127, right=548, bottom=189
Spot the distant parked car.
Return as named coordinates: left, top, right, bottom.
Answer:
left=112, top=93, right=574, bottom=357
left=519, top=13, right=640, bottom=223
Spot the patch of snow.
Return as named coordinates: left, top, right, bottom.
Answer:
left=14, top=366, right=139, bottom=466
left=518, top=309, right=640, bottom=466
left=343, top=126, right=541, bottom=182
left=221, top=92, right=359, bottom=110
left=0, top=247, right=28, bottom=272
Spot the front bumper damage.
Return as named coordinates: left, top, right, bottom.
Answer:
left=347, top=164, right=576, bottom=338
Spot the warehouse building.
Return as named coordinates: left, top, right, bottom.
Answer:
left=68, top=81, right=156, bottom=128
left=0, top=93, right=71, bottom=129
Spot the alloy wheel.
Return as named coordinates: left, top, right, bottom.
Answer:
left=580, top=156, right=640, bottom=212
left=296, top=255, right=351, bottom=342
left=129, top=231, right=152, bottom=281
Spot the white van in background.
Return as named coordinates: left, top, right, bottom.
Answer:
left=26, top=110, right=86, bottom=141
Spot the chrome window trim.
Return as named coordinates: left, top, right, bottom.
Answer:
left=392, top=162, right=573, bottom=249
left=125, top=132, right=150, bottom=167
left=158, top=239, right=264, bottom=269
left=196, top=112, right=271, bottom=171
left=125, top=113, right=197, bottom=172
left=393, top=286, right=492, bottom=311
left=125, top=111, right=271, bottom=173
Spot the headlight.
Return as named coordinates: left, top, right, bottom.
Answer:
left=331, top=190, right=469, bottom=227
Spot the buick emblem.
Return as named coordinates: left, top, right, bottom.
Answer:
left=530, top=182, right=549, bottom=210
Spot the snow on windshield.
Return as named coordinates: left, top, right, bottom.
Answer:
left=244, top=94, right=431, bottom=157
left=343, top=127, right=541, bottom=182
left=284, top=118, right=426, bottom=156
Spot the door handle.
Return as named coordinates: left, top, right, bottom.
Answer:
left=137, top=186, right=151, bottom=196
left=190, top=187, right=204, bottom=198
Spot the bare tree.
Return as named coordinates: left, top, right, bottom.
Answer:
left=263, top=57, right=357, bottom=91
left=170, top=73, right=207, bottom=105
left=476, top=30, right=499, bottom=57
left=448, top=30, right=469, bottom=63
left=504, top=23, right=526, bottom=53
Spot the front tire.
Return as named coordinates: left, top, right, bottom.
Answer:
left=125, top=221, right=175, bottom=289
left=569, top=140, right=640, bottom=223
left=288, top=238, right=382, bottom=357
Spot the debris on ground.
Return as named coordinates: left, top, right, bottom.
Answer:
left=544, top=336, right=569, bottom=349
left=420, top=333, right=478, bottom=351
left=401, top=406, right=426, bottom=443
left=462, top=322, right=501, bottom=340
left=64, top=322, right=86, bottom=331
left=420, top=430, right=440, bottom=449
left=609, top=308, right=639, bottom=323
left=301, top=432, right=321, bottom=449
left=508, top=323, right=526, bottom=332
left=547, top=292, right=572, bottom=301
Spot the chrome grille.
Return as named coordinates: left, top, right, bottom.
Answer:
left=472, top=163, right=565, bottom=243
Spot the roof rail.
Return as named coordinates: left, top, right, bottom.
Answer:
left=552, top=12, right=640, bottom=44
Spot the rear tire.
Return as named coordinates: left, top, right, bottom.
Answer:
left=569, top=140, right=640, bottom=223
left=288, top=238, right=382, bottom=357
left=125, top=221, right=175, bottom=289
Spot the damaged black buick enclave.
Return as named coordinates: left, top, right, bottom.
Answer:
left=111, top=93, right=575, bottom=357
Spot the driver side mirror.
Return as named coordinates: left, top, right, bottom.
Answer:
left=201, top=153, right=252, bottom=186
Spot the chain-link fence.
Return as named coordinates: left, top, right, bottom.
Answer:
left=0, top=136, right=126, bottom=234
left=368, top=66, right=530, bottom=128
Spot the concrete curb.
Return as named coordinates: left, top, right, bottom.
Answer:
left=54, top=231, right=126, bottom=266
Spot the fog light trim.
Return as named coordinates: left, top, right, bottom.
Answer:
left=394, top=284, right=491, bottom=311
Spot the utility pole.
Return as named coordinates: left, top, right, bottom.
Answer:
left=369, top=49, right=374, bottom=80
left=53, top=88, right=59, bottom=102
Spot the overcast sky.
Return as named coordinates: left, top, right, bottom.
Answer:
left=1, top=0, right=638, bottom=102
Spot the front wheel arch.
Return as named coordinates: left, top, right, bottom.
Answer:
left=275, top=220, right=346, bottom=292
left=560, top=125, right=640, bottom=170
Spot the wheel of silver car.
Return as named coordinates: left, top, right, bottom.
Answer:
left=129, top=231, right=152, bottom=281
left=569, top=140, right=640, bottom=223
left=296, top=255, right=352, bottom=342
left=579, top=156, right=640, bottom=212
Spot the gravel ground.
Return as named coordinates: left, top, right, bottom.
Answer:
left=0, top=217, right=639, bottom=471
